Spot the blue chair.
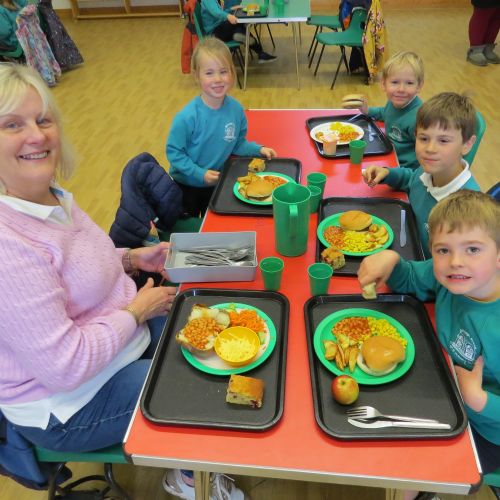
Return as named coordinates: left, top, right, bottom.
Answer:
left=35, top=443, right=131, bottom=500
left=463, top=111, right=486, bottom=167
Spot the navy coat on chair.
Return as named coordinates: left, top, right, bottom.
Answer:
left=109, top=152, right=183, bottom=249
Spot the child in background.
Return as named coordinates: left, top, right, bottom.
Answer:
left=362, top=92, right=480, bottom=258
left=358, top=190, right=500, bottom=489
left=201, top=0, right=277, bottom=63
left=166, top=37, right=277, bottom=217
left=0, top=0, right=27, bottom=49
left=343, top=51, right=424, bottom=169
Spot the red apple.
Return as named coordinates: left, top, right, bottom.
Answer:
left=331, top=375, right=359, bottom=405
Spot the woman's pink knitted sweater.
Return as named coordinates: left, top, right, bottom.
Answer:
left=0, top=201, right=140, bottom=404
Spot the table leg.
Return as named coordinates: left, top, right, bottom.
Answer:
left=243, top=25, right=251, bottom=91
left=292, top=22, right=300, bottom=90
left=194, top=470, right=210, bottom=500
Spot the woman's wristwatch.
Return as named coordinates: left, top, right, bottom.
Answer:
left=122, top=248, right=136, bottom=274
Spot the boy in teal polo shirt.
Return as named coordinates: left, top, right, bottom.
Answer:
left=343, top=51, right=424, bottom=169
left=362, top=92, right=480, bottom=258
left=358, top=190, right=500, bottom=479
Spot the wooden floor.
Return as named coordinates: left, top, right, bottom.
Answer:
left=2, top=3, right=499, bottom=499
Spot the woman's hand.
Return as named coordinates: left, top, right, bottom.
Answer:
left=260, top=146, right=277, bottom=159
left=128, top=278, right=178, bottom=323
left=130, top=243, right=170, bottom=276
left=455, top=356, right=487, bottom=412
left=362, top=165, right=389, bottom=187
left=227, top=13, right=238, bottom=24
left=204, top=169, right=220, bottom=185
left=357, top=250, right=400, bottom=291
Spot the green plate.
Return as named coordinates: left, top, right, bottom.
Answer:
left=181, top=303, right=277, bottom=376
left=233, top=172, right=296, bottom=206
left=313, top=308, right=415, bottom=385
left=317, top=213, right=394, bottom=256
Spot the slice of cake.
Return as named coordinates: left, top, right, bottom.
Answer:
left=321, top=247, right=346, bottom=270
left=226, top=374, right=264, bottom=408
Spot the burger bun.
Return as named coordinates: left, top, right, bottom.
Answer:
left=339, top=210, right=372, bottom=231
left=245, top=177, right=274, bottom=200
left=342, top=94, right=366, bottom=109
left=357, top=336, right=406, bottom=376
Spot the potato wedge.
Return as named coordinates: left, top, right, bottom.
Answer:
left=376, top=232, right=389, bottom=245
left=335, top=351, right=345, bottom=371
left=349, top=346, right=359, bottom=372
left=324, top=340, right=338, bottom=361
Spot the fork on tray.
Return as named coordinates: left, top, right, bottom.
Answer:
left=346, top=405, right=440, bottom=423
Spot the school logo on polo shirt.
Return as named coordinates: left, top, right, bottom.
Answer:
left=449, top=328, right=480, bottom=370
left=224, top=122, right=236, bottom=142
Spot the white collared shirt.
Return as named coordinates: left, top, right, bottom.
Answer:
left=0, top=183, right=73, bottom=224
left=419, top=159, right=472, bottom=201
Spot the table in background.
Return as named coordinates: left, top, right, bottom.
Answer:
left=124, top=109, right=481, bottom=500
left=238, top=1, right=311, bottom=89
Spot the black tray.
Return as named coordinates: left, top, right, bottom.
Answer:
left=306, top=114, right=393, bottom=159
left=235, top=6, right=268, bottom=17
left=141, top=288, right=289, bottom=431
left=304, top=294, right=468, bottom=441
left=316, top=197, right=425, bottom=276
left=209, top=156, right=301, bottom=216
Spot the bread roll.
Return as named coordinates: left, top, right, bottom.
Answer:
left=339, top=210, right=372, bottom=231
left=342, top=94, right=365, bottom=109
left=245, top=177, right=274, bottom=200
left=360, top=336, right=405, bottom=374
left=361, top=282, right=377, bottom=300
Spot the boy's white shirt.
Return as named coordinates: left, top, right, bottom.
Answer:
left=419, top=159, right=472, bottom=201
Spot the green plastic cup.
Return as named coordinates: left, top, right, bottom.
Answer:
left=306, top=172, right=327, bottom=196
left=308, top=262, right=333, bottom=296
left=308, top=185, right=322, bottom=213
left=259, top=257, right=284, bottom=291
left=349, top=139, right=367, bottom=165
left=272, top=183, right=311, bottom=257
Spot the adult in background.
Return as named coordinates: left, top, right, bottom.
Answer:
left=0, top=62, right=177, bottom=454
left=467, top=0, right=500, bottom=66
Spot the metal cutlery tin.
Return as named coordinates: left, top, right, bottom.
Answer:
left=164, top=231, right=257, bottom=283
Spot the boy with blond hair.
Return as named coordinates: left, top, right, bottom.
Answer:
left=343, top=51, right=424, bottom=168
left=358, top=190, right=500, bottom=479
left=362, top=92, right=480, bottom=258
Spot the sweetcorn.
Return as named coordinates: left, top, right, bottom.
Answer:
left=367, top=317, right=407, bottom=347
left=328, top=122, right=360, bottom=142
left=342, top=230, right=378, bottom=252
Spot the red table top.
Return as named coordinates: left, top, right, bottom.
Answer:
left=124, top=110, right=480, bottom=493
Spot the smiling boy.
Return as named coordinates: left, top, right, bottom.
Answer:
left=343, top=51, right=424, bottom=168
left=362, top=92, right=480, bottom=258
left=358, top=190, right=500, bottom=476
